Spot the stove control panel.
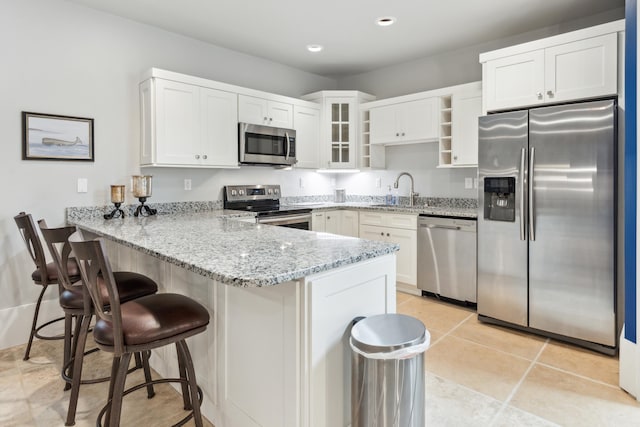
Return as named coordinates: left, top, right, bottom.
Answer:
left=224, top=184, right=281, bottom=202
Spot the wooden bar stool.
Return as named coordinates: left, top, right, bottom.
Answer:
left=39, top=221, right=159, bottom=426
left=69, top=231, right=210, bottom=427
left=13, top=212, right=69, bottom=361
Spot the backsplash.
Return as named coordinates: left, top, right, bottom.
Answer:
left=282, top=195, right=477, bottom=209
left=66, top=201, right=223, bottom=221
left=66, top=196, right=477, bottom=222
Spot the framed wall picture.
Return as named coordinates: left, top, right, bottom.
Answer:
left=22, top=112, right=94, bottom=161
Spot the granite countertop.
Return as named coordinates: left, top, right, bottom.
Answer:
left=284, top=202, right=478, bottom=219
left=68, top=210, right=399, bottom=288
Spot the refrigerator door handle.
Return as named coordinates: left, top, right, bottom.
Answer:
left=519, top=147, right=526, bottom=241
left=529, top=146, right=536, bottom=241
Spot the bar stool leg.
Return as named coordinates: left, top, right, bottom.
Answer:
left=176, top=342, right=191, bottom=410
left=65, top=314, right=91, bottom=426
left=177, top=340, right=203, bottom=427
left=62, top=313, right=74, bottom=391
left=23, top=285, right=48, bottom=360
left=141, top=351, right=155, bottom=399
left=107, top=352, right=132, bottom=427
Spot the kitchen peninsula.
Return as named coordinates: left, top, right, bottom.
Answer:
left=67, top=209, right=398, bottom=427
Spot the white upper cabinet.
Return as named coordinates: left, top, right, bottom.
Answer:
left=238, top=95, right=293, bottom=128
left=200, top=87, right=239, bottom=167
left=302, top=91, right=375, bottom=170
left=370, top=98, right=439, bottom=145
left=484, top=50, right=545, bottom=111
left=140, top=78, right=238, bottom=168
left=450, top=89, right=482, bottom=166
left=481, top=21, right=622, bottom=112
left=293, top=105, right=320, bottom=169
left=544, top=34, right=617, bottom=103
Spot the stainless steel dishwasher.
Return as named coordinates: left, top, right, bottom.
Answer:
left=417, top=215, right=477, bottom=304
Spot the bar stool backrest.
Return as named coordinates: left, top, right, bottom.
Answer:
left=38, top=220, right=90, bottom=313
left=14, top=212, right=50, bottom=285
left=68, top=231, right=125, bottom=354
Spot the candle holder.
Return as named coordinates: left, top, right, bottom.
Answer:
left=134, top=197, right=157, bottom=217
left=104, top=185, right=126, bottom=220
left=132, top=175, right=157, bottom=217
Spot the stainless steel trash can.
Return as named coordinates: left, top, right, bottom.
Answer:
left=351, top=314, right=430, bottom=427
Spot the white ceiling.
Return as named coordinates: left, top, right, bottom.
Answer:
left=67, top=0, right=624, bottom=78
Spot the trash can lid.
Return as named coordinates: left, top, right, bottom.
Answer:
left=351, top=313, right=426, bottom=354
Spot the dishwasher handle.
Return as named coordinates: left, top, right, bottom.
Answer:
left=419, top=223, right=461, bottom=231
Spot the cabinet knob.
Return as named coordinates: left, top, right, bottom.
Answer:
left=386, top=233, right=390, bottom=237
left=327, top=216, right=331, bottom=220
left=195, top=154, right=200, bottom=159
left=401, top=132, right=405, bottom=136
left=264, top=116, right=268, bottom=121
left=547, top=90, right=554, bottom=97
left=203, top=154, right=208, bottom=159
left=453, top=155, right=458, bottom=160
left=269, top=117, right=273, bottom=122
left=536, top=92, right=543, bottom=99
left=396, top=133, right=400, bottom=137
left=380, top=232, right=384, bottom=236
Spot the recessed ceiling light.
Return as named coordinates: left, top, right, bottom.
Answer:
left=306, top=44, right=323, bottom=53
left=376, top=16, right=396, bottom=27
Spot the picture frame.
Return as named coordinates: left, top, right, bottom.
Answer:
left=22, top=112, right=94, bottom=161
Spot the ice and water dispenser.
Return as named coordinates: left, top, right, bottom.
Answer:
left=483, top=177, right=516, bottom=222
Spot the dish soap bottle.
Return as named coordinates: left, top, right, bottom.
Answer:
left=385, top=185, right=393, bottom=205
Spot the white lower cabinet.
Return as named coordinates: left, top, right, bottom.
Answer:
left=316, top=210, right=359, bottom=237
left=340, top=210, right=359, bottom=237
left=359, top=212, right=417, bottom=287
left=311, top=212, right=326, bottom=232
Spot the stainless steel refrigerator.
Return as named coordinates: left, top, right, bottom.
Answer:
left=477, top=99, right=617, bottom=353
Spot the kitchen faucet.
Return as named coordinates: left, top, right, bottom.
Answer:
left=393, top=172, right=419, bottom=207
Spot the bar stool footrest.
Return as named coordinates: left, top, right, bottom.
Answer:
left=97, top=377, right=203, bottom=427
left=33, top=315, right=66, bottom=341
left=62, top=350, right=151, bottom=386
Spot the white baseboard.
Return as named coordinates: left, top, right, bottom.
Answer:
left=619, top=325, right=639, bottom=399
left=0, top=298, right=64, bottom=350
left=396, top=282, right=421, bottom=296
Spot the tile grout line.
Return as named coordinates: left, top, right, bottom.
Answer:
left=488, top=338, right=550, bottom=426
left=535, top=360, right=622, bottom=390
left=427, top=312, right=476, bottom=348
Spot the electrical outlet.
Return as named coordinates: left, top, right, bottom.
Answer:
left=184, top=179, right=192, bottom=191
left=464, top=177, right=473, bottom=189
left=375, top=177, right=381, bottom=188
left=77, top=178, right=88, bottom=193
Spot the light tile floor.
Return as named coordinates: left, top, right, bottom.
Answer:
left=396, top=292, right=640, bottom=426
left=1, top=292, right=639, bottom=426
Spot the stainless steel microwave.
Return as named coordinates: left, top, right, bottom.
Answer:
left=238, top=123, right=297, bottom=166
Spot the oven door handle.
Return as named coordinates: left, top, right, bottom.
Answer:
left=258, top=214, right=311, bottom=225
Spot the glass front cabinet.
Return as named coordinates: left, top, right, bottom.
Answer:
left=302, top=91, right=375, bottom=169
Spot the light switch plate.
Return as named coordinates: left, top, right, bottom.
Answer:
left=464, top=177, right=473, bottom=189
left=184, top=179, right=192, bottom=191
left=77, top=178, right=88, bottom=193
